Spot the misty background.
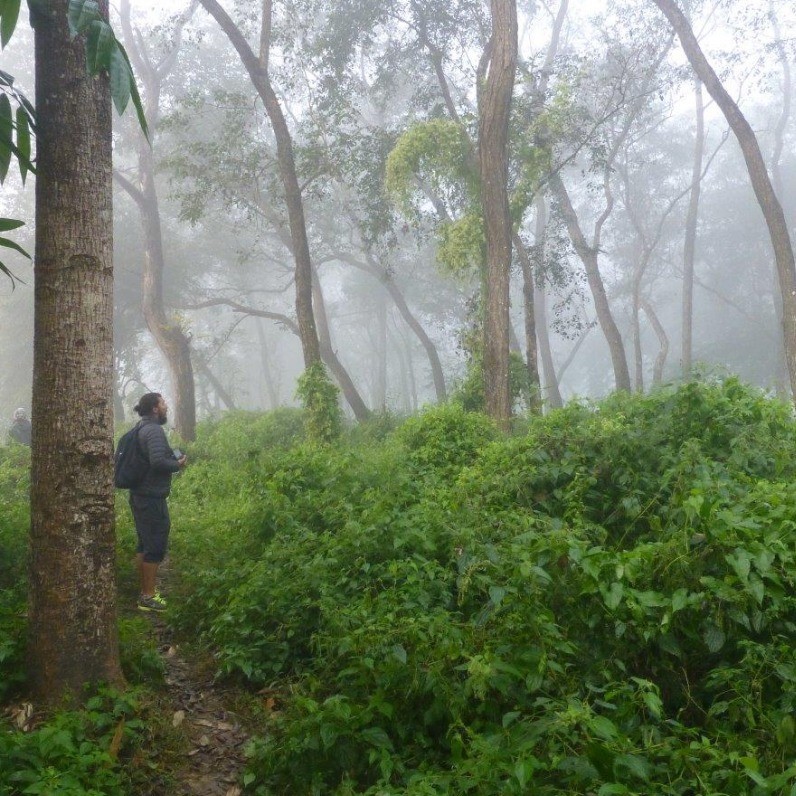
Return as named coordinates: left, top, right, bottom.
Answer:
left=0, top=0, right=794, bottom=431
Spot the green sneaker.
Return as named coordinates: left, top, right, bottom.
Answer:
left=138, top=594, right=167, bottom=613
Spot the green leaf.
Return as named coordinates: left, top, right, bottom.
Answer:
left=0, top=235, right=31, bottom=258
left=117, top=42, right=149, bottom=140
left=604, top=581, right=623, bottom=610
left=319, top=723, right=338, bottom=749
left=614, top=753, right=651, bottom=781
left=597, top=785, right=630, bottom=795
left=0, top=92, right=12, bottom=182
left=391, top=644, right=407, bottom=664
left=360, top=726, right=393, bottom=750
left=0, top=0, right=20, bottom=49
left=67, top=0, right=100, bottom=38
left=748, top=574, right=765, bottom=606
left=726, top=549, right=751, bottom=583
left=703, top=622, right=725, bottom=653
left=589, top=715, right=619, bottom=741
left=14, top=105, right=30, bottom=182
left=671, top=588, right=689, bottom=613
left=85, top=20, right=113, bottom=73
left=502, top=710, right=521, bottom=728
left=489, top=585, right=506, bottom=607
left=0, top=217, right=23, bottom=232
left=108, top=43, right=132, bottom=116
left=0, top=255, right=22, bottom=284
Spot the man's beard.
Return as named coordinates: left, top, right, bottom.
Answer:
left=157, top=414, right=167, bottom=425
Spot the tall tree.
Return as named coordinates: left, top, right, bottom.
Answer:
left=28, top=0, right=124, bottom=701
left=651, top=0, right=796, bottom=400
left=550, top=170, right=632, bottom=392
left=198, top=0, right=321, bottom=371
left=479, top=0, right=518, bottom=426
left=682, top=80, right=704, bottom=376
left=116, top=0, right=198, bottom=440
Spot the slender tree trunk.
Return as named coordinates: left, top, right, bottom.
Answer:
left=375, top=294, right=388, bottom=411
left=199, top=0, right=321, bottom=368
left=133, top=153, right=196, bottom=439
left=532, top=194, right=563, bottom=408
left=515, top=232, right=542, bottom=413
left=255, top=318, right=280, bottom=409
left=641, top=298, right=669, bottom=387
left=195, top=357, right=236, bottom=410
left=770, top=4, right=791, bottom=395
left=479, top=0, right=518, bottom=428
left=28, top=0, right=123, bottom=703
left=550, top=172, right=632, bottom=391
left=366, top=255, right=447, bottom=402
left=119, top=0, right=197, bottom=440
left=311, top=267, right=371, bottom=420
left=652, top=0, right=796, bottom=399
left=631, top=237, right=645, bottom=393
left=682, top=80, right=704, bottom=376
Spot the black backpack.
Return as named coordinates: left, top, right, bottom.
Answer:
left=114, top=423, right=149, bottom=489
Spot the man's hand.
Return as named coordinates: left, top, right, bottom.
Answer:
left=177, top=455, right=187, bottom=468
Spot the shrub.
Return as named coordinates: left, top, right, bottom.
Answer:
left=162, top=380, right=796, bottom=794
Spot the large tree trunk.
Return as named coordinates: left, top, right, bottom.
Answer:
left=118, top=0, right=197, bottom=440
left=199, top=0, right=321, bottom=368
left=28, top=0, right=123, bottom=703
left=479, top=0, right=518, bottom=428
left=550, top=172, right=632, bottom=392
left=652, top=0, right=796, bottom=399
left=682, top=80, right=704, bottom=376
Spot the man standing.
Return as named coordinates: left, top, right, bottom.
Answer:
left=128, top=392, right=186, bottom=612
left=9, top=408, right=32, bottom=446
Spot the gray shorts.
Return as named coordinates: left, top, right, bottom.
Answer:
left=129, top=494, right=170, bottom=563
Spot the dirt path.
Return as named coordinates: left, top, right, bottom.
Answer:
left=146, top=614, right=250, bottom=796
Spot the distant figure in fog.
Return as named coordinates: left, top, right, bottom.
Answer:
left=9, top=408, right=31, bottom=446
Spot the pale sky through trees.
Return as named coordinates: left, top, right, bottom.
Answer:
left=0, top=0, right=795, bottom=419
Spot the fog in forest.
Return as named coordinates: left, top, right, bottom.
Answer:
left=1, top=0, right=795, bottom=435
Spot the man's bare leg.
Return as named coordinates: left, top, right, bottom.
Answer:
left=142, top=561, right=159, bottom=597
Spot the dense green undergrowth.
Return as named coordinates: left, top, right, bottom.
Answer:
left=165, top=379, right=796, bottom=795
left=4, top=380, right=796, bottom=794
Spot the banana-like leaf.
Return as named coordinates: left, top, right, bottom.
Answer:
left=108, top=44, right=131, bottom=117
left=67, top=0, right=100, bottom=38
left=0, top=235, right=31, bottom=257
left=86, top=19, right=113, bottom=73
left=0, top=218, right=24, bottom=232
left=15, top=105, right=30, bottom=182
left=0, top=0, right=20, bottom=49
left=0, top=92, right=12, bottom=182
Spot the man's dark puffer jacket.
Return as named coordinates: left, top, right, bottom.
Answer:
left=131, top=416, right=181, bottom=498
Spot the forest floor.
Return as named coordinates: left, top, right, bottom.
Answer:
left=126, top=559, right=253, bottom=796
left=144, top=613, right=249, bottom=796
